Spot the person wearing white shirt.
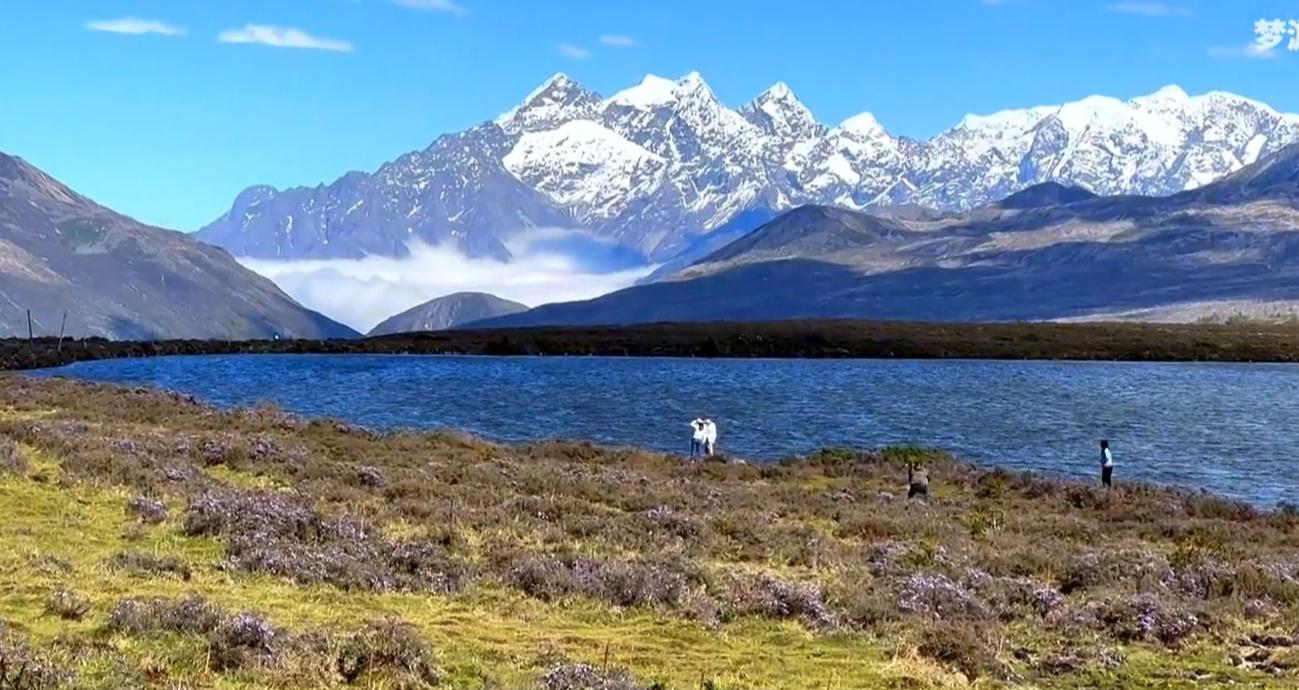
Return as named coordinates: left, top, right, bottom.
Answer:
left=1100, top=439, right=1114, bottom=487
left=689, top=419, right=707, bottom=459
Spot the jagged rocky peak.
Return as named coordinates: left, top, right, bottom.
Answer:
left=223, top=184, right=280, bottom=217
left=740, top=82, right=825, bottom=141
left=496, top=72, right=603, bottom=134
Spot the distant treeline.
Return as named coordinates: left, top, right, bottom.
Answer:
left=5, top=319, right=1299, bottom=372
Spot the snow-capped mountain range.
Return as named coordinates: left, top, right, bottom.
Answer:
left=195, top=72, right=1299, bottom=264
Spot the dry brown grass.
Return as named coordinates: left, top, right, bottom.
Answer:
left=1, top=373, right=1298, bottom=689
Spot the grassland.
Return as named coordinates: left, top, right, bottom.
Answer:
left=1, top=375, right=1298, bottom=689
left=7, top=318, right=1299, bottom=372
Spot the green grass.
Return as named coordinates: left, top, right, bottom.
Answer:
left=0, top=470, right=927, bottom=689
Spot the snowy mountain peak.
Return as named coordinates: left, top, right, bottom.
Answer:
left=496, top=72, right=602, bottom=134
left=200, top=73, right=1299, bottom=267
left=740, top=82, right=824, bottom=141
left=1148, top=84, right=1188, bottom=101
left=607, top=74, right=679, bottom=109
left=838, top=112, right=888, bottom=139
left=522, top=72, right=579, bottom=102
left=761, top=82, right=793, bottom=100
left=674, top=71, right=719, bottom=104
left=677, top=71, right=706, bottom=88
left=605, top=72, right=720, bottom=111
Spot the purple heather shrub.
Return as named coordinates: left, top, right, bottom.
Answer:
left=356, top=465, right=384, bottom=488
left=125, top=495, right=168, bottom=524
left=160, top=465, right=194, bottom=483
left=1168, top=557, right=1236, bottom=599
left=181, top=488, right=316, bottom=539
left=183, top=487, right=469, bottom=593
left=335, top=617, right=439, bottom=686
left=541, top=662, right=644, bottom=690
left=1031, top=587, right=1066, bottom=617
left=106, top=594, right=225, bottom=636
left=0, top=631, right=73, bottom=690
left=108, top=551, right=193, bottom=580
left=199, top=434, right=241, bottom=466
left=722, top=571, right=836, bottom=629
left=247, top=434, right=277, bottom=462
left=505, top=554, right=693, bottom=610
left=896, top=572, right=990, bottom=621
left=1065, top=594, right=1200, bottom=645
left=207, top=611, right=281, bottom=671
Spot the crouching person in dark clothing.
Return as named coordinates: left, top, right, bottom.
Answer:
left=908, top=463, right=929, bottom=499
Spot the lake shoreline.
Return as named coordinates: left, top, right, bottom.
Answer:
left=6, top=318, right=1299, bottom=371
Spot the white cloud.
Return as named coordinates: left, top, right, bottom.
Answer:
left=1106, top=2, right=1191, bottom=16
left=237, top=232, right=658, bottom=334
left=558, top=43, right=590, bottom=59
left=599, top=35, right=636, bottom=47
left=1207, top=43, right=1279, bottom=59
left=84, top=18, right=186, bottom=36
left=387, top=0, right=468, bottom=15
left=217, top=24, right=353, bottom=52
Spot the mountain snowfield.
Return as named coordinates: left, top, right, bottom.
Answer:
left=195, top=72, right=1299, bottom=265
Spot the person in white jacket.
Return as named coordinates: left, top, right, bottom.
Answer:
left=689, top=419, right=707, bottom=459
left=1100, top=439, right=1114, bottom=487
left=702, top=419, right=718, bottom=456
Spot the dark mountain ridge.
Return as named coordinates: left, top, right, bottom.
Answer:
left=367, top=291, right=529, bottom=336
left=0, top=152, right=360, bottom=340
left=463, top=143, right=1299, bottom=329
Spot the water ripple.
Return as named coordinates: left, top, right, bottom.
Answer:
left=27, top=354, right=1299, bottom=508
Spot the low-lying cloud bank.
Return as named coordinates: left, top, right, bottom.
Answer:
left=237, top=230, right=660, bottom=334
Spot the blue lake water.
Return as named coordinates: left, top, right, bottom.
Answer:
left=24, top=354, right=1299, bottom=508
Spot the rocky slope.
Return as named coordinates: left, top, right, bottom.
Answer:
left=366, top=291, right=528, bottom=336
left=462, top=143, right=1299, bottom=327
left=196, top=76, right=1299, bottom=265
left=0, top=153, right=360, bottom=340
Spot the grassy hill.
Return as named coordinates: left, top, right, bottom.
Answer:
left=1, top=375, right=1297, bottom=689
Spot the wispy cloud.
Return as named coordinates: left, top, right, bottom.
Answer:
left=238, top=233, right=656, bottom=334
left=558, top=43, right=590, bottom=59
left=217, top=24, right=353, bottom=52
left=387, top=0, right=468, bottom=15
left=84, top=18, right=186, bottom=36
left=1106, top=2, right=1191, bottom=16
left=599, top=35, right=636, bottom=47
left=1207, top=43, right=1279, bottom=59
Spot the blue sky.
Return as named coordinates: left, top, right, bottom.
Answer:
left=0, top=0, right=1295, bottom=233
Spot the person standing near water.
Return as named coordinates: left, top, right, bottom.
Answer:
left=1100, top=440, right=1114, bottom=487
left=689, top=419, right=707, bottom=459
